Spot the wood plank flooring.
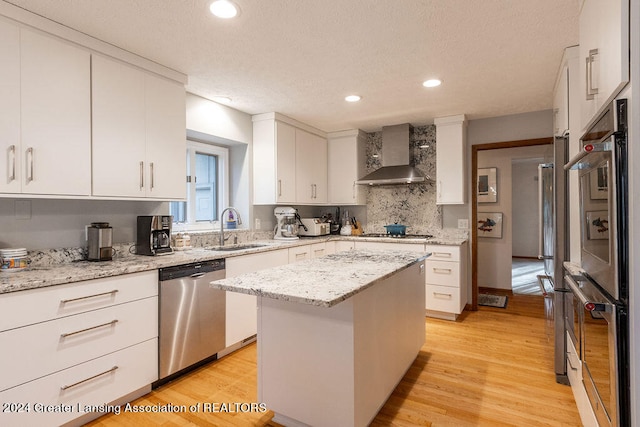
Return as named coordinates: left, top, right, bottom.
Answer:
left=86, top=292, right=580, bottom=426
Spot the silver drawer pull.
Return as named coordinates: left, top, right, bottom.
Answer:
left=61, top=319, right=118, bottom=338
left=566, top=353, right=578, bottom=371
left=60, top=289, right=118, bottom=304
left=9, top=145, right=16, bottom=181
left=60, top=366, right=118, bottom=391
left=432, top=252, right=452, bottom=258
left=433, top=292, right=452, bottom=299
left=433, top=267, right=452, bottom=274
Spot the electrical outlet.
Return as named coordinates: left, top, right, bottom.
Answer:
left=458, top=219, right=469, bottom=229
left=255, top=218, right=261, bottom=230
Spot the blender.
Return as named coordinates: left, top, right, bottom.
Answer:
left=273, top=207, right=300, bottom=240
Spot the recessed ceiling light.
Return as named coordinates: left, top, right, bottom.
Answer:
left=209, top=0, right=239, bottom=18
left=345, top=95, right=361, bottom=102
left=423, top=79, right=442, bottom=88
left=212, top=96, right=232, bottom=104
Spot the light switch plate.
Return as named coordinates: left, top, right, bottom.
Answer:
left=255, top=218, right=261, bottom=230
left=458, top=219, right=469, bottom=229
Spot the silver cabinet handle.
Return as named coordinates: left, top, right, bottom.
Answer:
left=60, top=366, right=118, bottom=391
left=433, top=267, right=452, bottom=274
left=352, top=182, right=356, bottom=199
left=278, top=179, right=282, bottom=197
left=61, top=319, right=118, bottom=338
left=311, top=184, right=314, bottom=198
left=566, top=353, right=579, bottom=371
left=586, top=48, right=599, bottom=100
left=433, top=292, right=452, bottom=299
left=432, top=252, right=452, bottom=258
left=60, top=289, right=119, bottom=304
left=139, top=161, right=144, bottom=189
left=26, top=147, right=34, bottom=183
left=150, top=162, right=154, bottom=190
left=8, top=145, right=16, bottom=181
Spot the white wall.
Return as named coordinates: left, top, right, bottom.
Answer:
left=511, top=158, right=544, bottom=257
left=477, top=144, right=550, bottom=290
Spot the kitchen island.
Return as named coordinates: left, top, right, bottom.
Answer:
left=211, top=249, right=427, bottom=427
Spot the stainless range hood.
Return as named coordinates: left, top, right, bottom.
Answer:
left=355, top=123, right=428, bottom=185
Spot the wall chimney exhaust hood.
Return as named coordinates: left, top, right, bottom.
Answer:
left=355, top=123, right=429, bottom=185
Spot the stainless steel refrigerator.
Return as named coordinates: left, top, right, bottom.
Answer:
left=538, top=135, right=569, bottom=384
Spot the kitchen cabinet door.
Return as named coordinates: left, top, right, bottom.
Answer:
left=253, top=119, right=296, bottom=204
left=144, top=73, right=186, bottom=200
left=0, top=20, right=20, bottom=194
left=225, top=249, right=289, bottom=348
left=327, top=130, right=367, bottom=205
left=92, top=55, right=146, bottom=197
left=434, top=115, right=467, bottom=205
left=579, top=0, right=629, bottom=130
left=20, top=28, right=91, bottom=196
left=92, top=55, right=186, bottom=199
left=295, top=129, right=327, bottom=204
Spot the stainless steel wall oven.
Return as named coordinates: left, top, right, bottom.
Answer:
left=564, top=99, right=629, bottom=427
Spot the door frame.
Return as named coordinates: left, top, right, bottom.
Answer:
left=470, top=137, right=553, bottom=310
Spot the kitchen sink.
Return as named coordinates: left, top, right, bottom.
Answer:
left=207, top=243, right=268, bottom=252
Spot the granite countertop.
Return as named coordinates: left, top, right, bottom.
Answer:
left=210, top=249, right=428, bottom=307
left=0, top=234, right=466, bottom=295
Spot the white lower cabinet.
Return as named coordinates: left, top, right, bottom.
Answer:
left=354, top=240, right=467, bottom=320
left=0, top=271, right=158, bottom=427
left=0, top=339, right=157, bottom=427
left=224, top=249, right=289, bottom=348
left=424, top=243, right=467, bottom=320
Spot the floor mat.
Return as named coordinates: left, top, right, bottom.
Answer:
left=478, top=293, right=508, bottom=308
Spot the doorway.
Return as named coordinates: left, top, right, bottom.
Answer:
left=470, top=138, right=552, bottom=309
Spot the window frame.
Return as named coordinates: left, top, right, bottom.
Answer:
left=173, top=140, right=229, bottom=232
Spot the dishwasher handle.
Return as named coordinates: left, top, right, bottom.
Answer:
left=159, top=259, right=226, bottom=281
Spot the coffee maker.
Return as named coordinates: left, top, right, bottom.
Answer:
left=87, top=222, right=114, bottom=261
left=137, top=215, right=174, bottom=256
left=273, top=207, right=299, bottom=240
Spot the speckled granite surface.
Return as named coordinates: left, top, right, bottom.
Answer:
left=0, top=234, right=466, bottom=295
left=210, top=249, right=427, bottom=307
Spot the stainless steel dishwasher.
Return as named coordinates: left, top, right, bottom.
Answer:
left=158, top=259, right=226, bottom=381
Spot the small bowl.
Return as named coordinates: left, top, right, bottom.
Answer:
left=0, top=256, right=31, bottom=272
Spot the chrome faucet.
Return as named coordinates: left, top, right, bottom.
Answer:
left=219, top=207, right=243, bottom=246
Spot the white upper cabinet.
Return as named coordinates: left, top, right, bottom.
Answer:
left=327, top=130, right=367, bottom=205
left=92, top=55, right=186, bottom=199
left=0, top=19, right=20, bottom=194
left=253, top=118, right=296, bottom=204
left=579, top=0, right=629, bottom=130
left=0, top=23, right=91, bottom=196
left=434, top=115, right=467, bottom=205
left=295, top=128, right=327, bottom=204
left=252, top=113, right=327, bottom=205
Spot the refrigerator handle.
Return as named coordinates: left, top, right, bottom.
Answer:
left=538, top=164, right=553, bottom=260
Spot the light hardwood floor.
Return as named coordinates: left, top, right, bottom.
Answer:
left=87, top=292, right=580, bottom=426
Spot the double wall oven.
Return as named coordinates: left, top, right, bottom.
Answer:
left=564, top=99, right=629, bottom=427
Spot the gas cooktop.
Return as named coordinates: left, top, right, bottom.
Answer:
left=359, top=233, right=434, bottom=239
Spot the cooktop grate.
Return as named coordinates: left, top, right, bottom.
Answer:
left=359, top=233, right=434, bottom=239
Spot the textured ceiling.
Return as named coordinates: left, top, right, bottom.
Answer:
left=5, top=0, right=580, bottom=132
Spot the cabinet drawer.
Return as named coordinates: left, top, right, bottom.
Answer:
left=425, top=284, right=462, bottom=314
left=424, top=244, right=460, bottom=261
left=424, top=260, right=460, bottom=287
left=289, top=245, right=311, bottom=263
left=0, top=296, right=157, bottom=391
left=0, top=270, right=157, bottom=332
left=0, top=338, right=157, bottom=427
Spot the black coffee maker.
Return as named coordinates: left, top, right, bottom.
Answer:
left=136, top=216, right=174, bottom=256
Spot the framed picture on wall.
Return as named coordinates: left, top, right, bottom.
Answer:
left=478, top=212, right=503, bottom=238
left=477, top=167, right=498, bottom=203
left=586, top=210, right=609, bottom=240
